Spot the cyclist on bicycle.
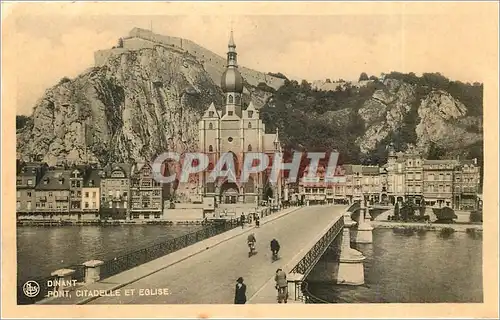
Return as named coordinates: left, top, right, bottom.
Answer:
left=270, top=238, right=280, bottom=259
left=247, top=233, right=256, bottom=253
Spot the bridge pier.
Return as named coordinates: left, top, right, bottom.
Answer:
left=354, top=201, right=373, bottom=244
left=337, top=210, right=366, bottom=285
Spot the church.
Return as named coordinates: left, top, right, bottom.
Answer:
left=198, top=31, right=283, bottom=204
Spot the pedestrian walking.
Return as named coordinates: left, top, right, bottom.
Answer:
left=240, top=213, right=245, bottom=229
left=275, top=268, right=288, bottom=303
left=255, top=214, right=260, bottom=228
left=234, top=277, right=247, bottom=304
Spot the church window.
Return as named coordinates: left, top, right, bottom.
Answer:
left=208, top=123, right=213, bottom=129
left=228, top=111, right=234, bottom=116
left=228, top=137, right=233, bottom=142
left=248, top=111, right=253, bottom=118
left=248, top=144, right=252, bottom=152
left=248, top=122, right=252, bottom=129
left=208, top=145, right=213, bottom=152
left=228, top=95, right=234, bottom=104
left=209, top=111, right=214, bottom=117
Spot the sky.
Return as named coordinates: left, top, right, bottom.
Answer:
left=2, top=2, right=498, bottom=115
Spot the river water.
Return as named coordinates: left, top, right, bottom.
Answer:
left=16, top=225, right=200, bottom=284
left=307, top=228, right=483, bottom=303
left=17, top=226, right=482, bottom=303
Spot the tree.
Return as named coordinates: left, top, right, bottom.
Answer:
left=419, top=198, right=426, bottom=217
left=358, top=72, right=369, bottom=81
left=394, top=202, right=400, bottom=220
left=16, top=115, right=30, bottom=130
left=369, top=75, right=378, bottom=81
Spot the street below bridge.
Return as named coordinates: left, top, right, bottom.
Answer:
left=88, top=205, right=345, bottom=304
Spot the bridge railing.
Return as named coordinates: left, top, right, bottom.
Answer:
left=301, top=281, right=331, bottom=304
left=18, top=219, right=239, bottom=305
left=99, top=219, right=239, bottom=279
left=290, top=216, right=344, bottom=276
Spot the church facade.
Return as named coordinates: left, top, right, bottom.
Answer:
left=198, top=31, right=282, bottom=204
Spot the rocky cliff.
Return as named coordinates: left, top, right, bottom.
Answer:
left=16, top=34, right=483, bottom=168
left=260, top=74, right=483, bottom=165
left=16, top=45, right=228, bottom=166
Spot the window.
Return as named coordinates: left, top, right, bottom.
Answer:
left=415, top=173, right=421, bottom=180
left=143, top=202, right=149, bottom=208
left=228, top=95, right=234, bottom=104
left=123, top=192, right=128, bottom=198
left=16, top=201, right=20, bottom=209
left=92, top=192, right=96, bottom=198
left=85, top=202, right=89, bottom=208
left=208, top=145, right=213, bottom=152
left=247, top=144, right=252, bottom=152
left=248, top=111, right=253, bottom=118
left=228, top=137, right=233, bottom=142
left=154, top=213, right=161, bottom=219
left=144, top=214, right=150, bottom=219
left=27, top=179, right=33, bottom=186
left=153, top=190, right=160, bottom=196
left=124, top=201, right=128, bottom=208
left=16, top=191, right=20, bottom=198
left=248, top=122, right=252, bottom=129
left=85, top=192, right=89, bottom=198
left=48, top=192, right=53, bottom=197
left=92, top=202, right=96, bottom=208
left=27, top=201, right=32, bottom=210
left=109, top=191, right=113, bottom=196
left=109, top=201, right=112, bottom=208
left=133, top=213, right=140, bottom=219
left=228, top=111, right=234, bottom=116
left=235, top=95, right=241, bottom=105
left=208, top=123, right=213, bottom=129
left=209, top=111, right=214, bottom=117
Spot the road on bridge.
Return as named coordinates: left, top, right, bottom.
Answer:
left=89, top=205, right=345, bottom=304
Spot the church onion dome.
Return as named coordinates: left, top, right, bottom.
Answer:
left=221, top=68, right=244, bottom=93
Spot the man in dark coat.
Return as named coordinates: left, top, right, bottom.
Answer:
left=240, top=213, right=245, bottom=229
left=234, top=277, right=247, bottom=304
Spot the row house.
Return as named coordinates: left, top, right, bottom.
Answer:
left=422, top=159, right=458, bottom=208
left=130, top=163, right=164, bottom=219
left=343, top=165, right=381, bottom=204
left=299, top=165, right=347, bottom=205
left=453, top=159, right=481, bottom=210
left=100, top=163, right=132, bottom=220
left=81, top=169, right=101, bottom=219
left=34, top=170, right=72, bottom=219
left=16, top=162, right=48, bottom=216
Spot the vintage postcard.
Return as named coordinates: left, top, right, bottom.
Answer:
left=2, top=1, right=499, bottom=318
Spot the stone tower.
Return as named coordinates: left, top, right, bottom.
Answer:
left=198, top=31, right=282, bottom=204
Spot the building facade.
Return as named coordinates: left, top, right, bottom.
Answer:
left=16, top=162, right=48, bottom=217
left=81, top=169, right=101, bottom=220
left=35, top=170, right=71, bottom=219
left=198, top=31, right=282, bottom=204
left=100, top=164, right=132, bottom=220
left=130, top=163, right=163, bottom=219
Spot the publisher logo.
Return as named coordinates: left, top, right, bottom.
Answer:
left=23, top=281, right=40, bottom=298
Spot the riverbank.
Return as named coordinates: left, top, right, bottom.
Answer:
left=371, top=220, right=483, bottom=232
left=17, top=219, right=208, bottom=227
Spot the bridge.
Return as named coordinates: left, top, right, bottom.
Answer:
left=37, top=203, right=372, bottom=305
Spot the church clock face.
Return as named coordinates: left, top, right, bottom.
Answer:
left=228, top=137, right=234, bottom=142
